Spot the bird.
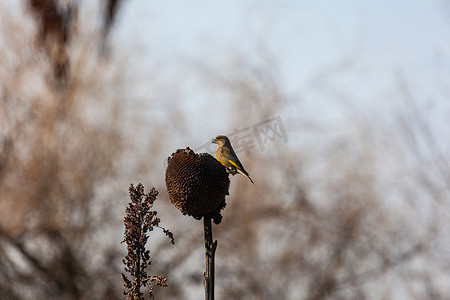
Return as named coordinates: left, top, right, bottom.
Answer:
left=211, top=135, right=254, bottom=184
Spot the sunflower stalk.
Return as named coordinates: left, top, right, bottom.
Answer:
left=203, top=216, right=217, bottom=300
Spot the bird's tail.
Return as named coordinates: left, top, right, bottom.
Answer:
left=237, top=169, right=254, bottom=185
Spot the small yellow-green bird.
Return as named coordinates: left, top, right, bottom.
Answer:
left=211, top=135, right=254, bottom=184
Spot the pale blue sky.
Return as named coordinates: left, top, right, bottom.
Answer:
left=113, top=0, right=450, bottom=153
left=116, top=0, right=450, bottom=85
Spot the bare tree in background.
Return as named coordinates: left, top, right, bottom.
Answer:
left=0, top=1, right=134, bottom=299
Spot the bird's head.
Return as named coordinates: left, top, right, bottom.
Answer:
left=211, top=135, right=230, bottom=147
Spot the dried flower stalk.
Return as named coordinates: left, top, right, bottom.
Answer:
left=121, top=183, right=174, bottom=300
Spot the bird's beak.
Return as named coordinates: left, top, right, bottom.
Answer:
left=211, top=138, right=217, bottom=144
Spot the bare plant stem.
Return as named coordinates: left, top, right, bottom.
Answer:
left=134, top=215, right=142, bottom=297
left=203, top=216, right=217, bottom=300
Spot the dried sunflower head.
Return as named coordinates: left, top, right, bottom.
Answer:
left=165, top=148, right=229, bottom=223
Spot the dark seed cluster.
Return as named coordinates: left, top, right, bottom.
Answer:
left=165, top=148, right=229, bottom=223
left=121, top=183, right=174, bottom=299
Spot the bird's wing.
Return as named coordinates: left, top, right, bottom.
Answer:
left=225, top=157, right=240, bottom=169
left=221, top=147, right=245, bottom=170
left=221, top=145, right=254, bottom=184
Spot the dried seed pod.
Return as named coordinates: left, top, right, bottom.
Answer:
left=165, top=148, right=229, bottom=223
